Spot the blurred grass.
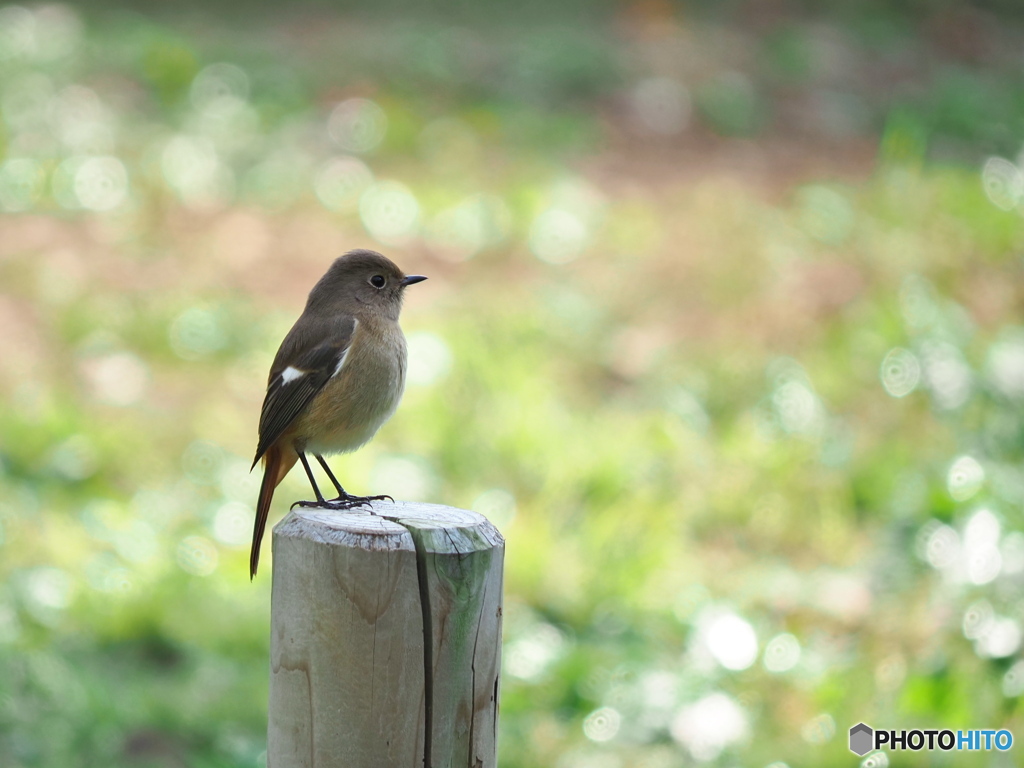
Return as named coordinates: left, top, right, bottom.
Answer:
left=3, top=3, right=1024, bottom=768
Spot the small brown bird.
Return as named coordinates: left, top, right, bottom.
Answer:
left=250, top=249, right=427, bottom=578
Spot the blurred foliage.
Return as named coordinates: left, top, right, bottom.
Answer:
left=2, top=2, right=1024, bottom=768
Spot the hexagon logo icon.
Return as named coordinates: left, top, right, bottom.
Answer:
left=849, top=722, right=873, bottom=756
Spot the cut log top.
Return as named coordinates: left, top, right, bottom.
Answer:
left=275, top=500, right=504, bottom=554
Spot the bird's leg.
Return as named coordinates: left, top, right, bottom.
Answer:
left=315, top=454, right=348, bottom=496
left=314, top=453, right=394, bottom=508
left=290, top=452, right=328, bottom=509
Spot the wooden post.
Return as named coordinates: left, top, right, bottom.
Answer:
left=267, top=501, right=504, bottom=768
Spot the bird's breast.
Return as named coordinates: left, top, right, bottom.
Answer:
left=296, top=322, right=407, bottom=454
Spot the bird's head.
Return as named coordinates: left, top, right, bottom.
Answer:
left=308, top=249, right=427, bottom=322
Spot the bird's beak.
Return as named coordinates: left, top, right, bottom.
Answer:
left=401, top=275, right=428, bottom=287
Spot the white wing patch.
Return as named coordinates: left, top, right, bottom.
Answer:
left=332, top=318, right=358, bottom=378
left=332, top=348, right=351, bottom=378
left=281, top=366, right=306, bottom=384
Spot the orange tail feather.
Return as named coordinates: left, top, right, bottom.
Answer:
left=250, top=444, right=297, bottom=579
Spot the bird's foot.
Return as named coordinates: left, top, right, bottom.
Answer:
left=290, top=494, right=394, bottom=511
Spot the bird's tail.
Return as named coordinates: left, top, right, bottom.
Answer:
left=251, top=444, right=297, bottom=580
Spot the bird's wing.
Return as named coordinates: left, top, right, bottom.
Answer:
left=251, top=316, right=357, bottom=467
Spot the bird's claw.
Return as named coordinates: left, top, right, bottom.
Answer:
left=290, top=499, right=326, bottom=510
left=290, top=494, right=394, bottom=511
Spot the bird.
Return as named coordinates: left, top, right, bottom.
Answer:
left=249, top=249, right=427, bottom=578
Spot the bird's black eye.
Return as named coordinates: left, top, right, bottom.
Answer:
left=370, top=275, right=386, bottom=288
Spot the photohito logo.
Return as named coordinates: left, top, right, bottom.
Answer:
left=849, top=723, right=1013, bottom=755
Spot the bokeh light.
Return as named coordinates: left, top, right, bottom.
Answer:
left=427, top=194, right=509, bottom=261
left=982, top=157, right=1023, bottom=211
left=947, top=455, right=984, bottom=502
left=190, top=62, right=249, bottom=112
left=162, top=134, right=232, bottom=208
left=699, top=610, right=759, bottom=671
left=49, top=85, right=113, bottom=153
left=860, top=751, right=890, bottom=768
left=986, top=329, right=1024, bottom=398
left=213, top=501, right=253, bottom=547
left=963, top=509, right=1001, bottom=585
left=921, top=521, right=959, bottom=570
left=505, top=622, right=566, bottom=683
left=170, top=307, right=228, bottom=360
left=177, top=535, right=219, bottom=576
left=920, top=342, right=972, bottom=410
left=405, top=331, right=453, bottom=388
left=769, top=361, right=825, bottom=436
left=328, top=98, right=387, bottom=154
left=762, top=633, right=801, bottom=673
left=670, top=693, right=748, bottom=761
left=72, top=156, right=128, bottom=210
left=182, top=440, right=224, bottom=486
left=314, top=155, right=373, bottom=212
left=79, top=351, right=149, bottom=406
left=529, top=209, right=588, bottom=264
left=359, top=180, right=420, bottom=244
left=582, top=707, right=620, bottom=743
left=0, top=4, right=81, bottom=62
left=879, top=348, right=920, bottom=398
left=22, top=567, right=73, bottom=616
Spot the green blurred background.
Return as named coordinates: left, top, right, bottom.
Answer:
left=2, top=1, right=1024, bottom=766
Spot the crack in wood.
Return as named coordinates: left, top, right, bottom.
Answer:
left=411, top=528, right=434, bottom=768
left=382, top=515, right=434, bottom=768
left=467, top=579, right=489, bottom=767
